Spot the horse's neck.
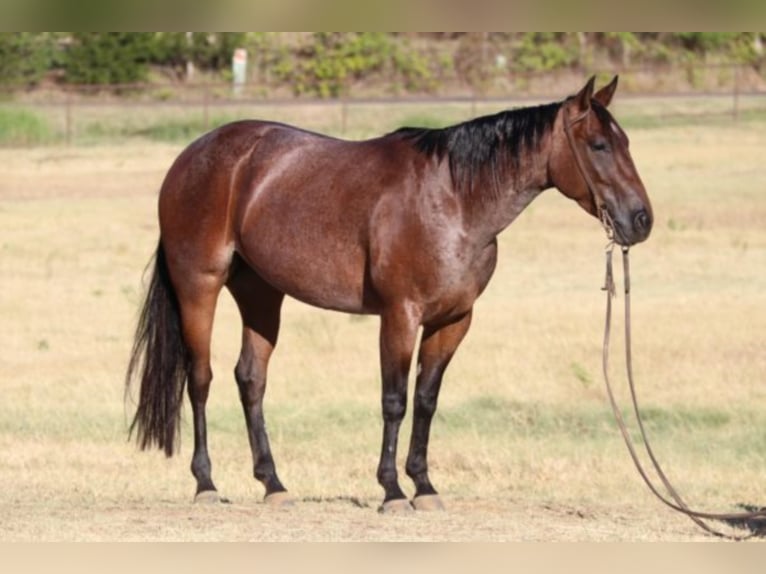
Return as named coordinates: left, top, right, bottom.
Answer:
left=463, top=151, right=552, bottom=243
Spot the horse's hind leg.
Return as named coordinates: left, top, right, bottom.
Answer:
left=405, top=310, right=473, bottom=511
left=173, top=274, right=226, bottom=503
left=227, top=262, right=289, bottom=505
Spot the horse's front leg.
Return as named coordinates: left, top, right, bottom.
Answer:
left=406, top=310, right=473, bottom=511
left=376, top=303, right=420, bottom=513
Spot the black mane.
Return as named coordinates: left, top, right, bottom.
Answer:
left=392, top=101, right=562, bottom=200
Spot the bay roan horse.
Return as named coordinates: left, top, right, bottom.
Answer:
left=126, top=76, right=653, bottom=512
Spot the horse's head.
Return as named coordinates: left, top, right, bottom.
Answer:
left=551, top=76, right=653, bottom=246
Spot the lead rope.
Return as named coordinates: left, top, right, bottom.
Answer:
left=602, top=244, right=766, bottom=540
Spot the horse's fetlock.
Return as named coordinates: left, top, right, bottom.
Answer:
left=405, top=457, right=427, bottom=479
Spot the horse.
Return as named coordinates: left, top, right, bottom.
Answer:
left=125, top=76, right=653, bottom=512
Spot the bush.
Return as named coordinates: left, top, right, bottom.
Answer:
left=675, top=33, right=739, bottom=54
left=272, top=33, right=433, bottom=98
left=273, top=33, right=393, bottom=98
left=64, top=33, right=155, bottom=85
left=2, top=32, right=765, bottom=97
left=513, top=33, right=579, bottom=72
left=0, top=33, right=58, bottom=87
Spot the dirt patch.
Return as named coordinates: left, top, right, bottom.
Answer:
left=0, top=494, right=734, bottom=542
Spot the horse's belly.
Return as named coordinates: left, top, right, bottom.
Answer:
left=237, top=232, right=373, bottom=314
left=265, top=265, right=369, bottom=314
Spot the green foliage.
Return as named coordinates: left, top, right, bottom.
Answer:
left=273, top=33, right=393, bottom=98
left=1, top=32, right=765, bottom=95
left=513, top=33, right=579, bottom=72
left=667, top=33, right=766, bottom=66
left=147, top=33, right=190, bottom=74
left=0, top=33, right=59, bottom=87
left=728, top=32, right=766, bottom=65
left=675, top=32, right=739, bottom=54
left=188, top=32, right=246, bottom=70
left=148, top=33, right=248, bottom=79
left=390, top=40, right=437, bottom=93
left=64, top=33, right=155, bottom=85
left=272, top=33, right=433, bottom=98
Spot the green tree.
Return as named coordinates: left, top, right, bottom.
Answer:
left=187, top=33, right=246, bottom=70
left=146, top=33, right=249, bottom=80
left=64, top=32, right=155, bottom=85
left=0, top=33, right=57, bottom=87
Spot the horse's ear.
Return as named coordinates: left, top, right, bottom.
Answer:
left=574, top=75, right=596, bottom=112
left=593, top=75, right=619, bottom=108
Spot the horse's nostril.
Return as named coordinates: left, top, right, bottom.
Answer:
left=633, top=209, right=651, bottom=232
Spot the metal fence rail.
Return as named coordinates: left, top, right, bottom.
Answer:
left=2, top=63, right=765, bottom=145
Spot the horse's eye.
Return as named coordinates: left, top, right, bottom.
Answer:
left=590, top=140, right=609, bottom=152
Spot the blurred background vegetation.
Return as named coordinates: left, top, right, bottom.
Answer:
left=2, top=33, right=765, bottom=147
left=1, top=32, right=765, bottom=97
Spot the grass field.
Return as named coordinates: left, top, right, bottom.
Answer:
left=0, top=102, right=765, bottom=541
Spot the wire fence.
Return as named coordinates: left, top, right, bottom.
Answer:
left=2, top=63, right=766, bottom=146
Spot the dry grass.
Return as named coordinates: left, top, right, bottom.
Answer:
left=0, top=112, right=765, bottom=541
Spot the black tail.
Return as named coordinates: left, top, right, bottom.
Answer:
left=125, top=242, right=189, bottom=457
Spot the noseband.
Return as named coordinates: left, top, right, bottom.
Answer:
left=563, top=107, right=615, bottom=241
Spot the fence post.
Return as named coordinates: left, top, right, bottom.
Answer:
left=64, top=88, right=72, bottom=145
left=733, top=64, right=740, bottom=121
left=202, top=83, right=210, bottom=131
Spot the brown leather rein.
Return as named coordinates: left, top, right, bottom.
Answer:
left=565, top=108, right=766, bottom=540
left=603, top=246, right=766, bottom=540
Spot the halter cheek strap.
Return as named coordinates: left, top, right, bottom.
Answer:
left=563, top=107, right=615, bottom=241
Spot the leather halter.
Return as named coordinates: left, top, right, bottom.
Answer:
left=563, top=106, right=615, bottom=241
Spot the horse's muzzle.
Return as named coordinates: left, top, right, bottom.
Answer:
left=613, top=207, right=653, bottom=246
left=633, top=209, right=652, bottom=238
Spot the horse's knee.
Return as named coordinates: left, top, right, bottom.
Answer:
left=413, top=390, right=438, bottom=419
left=381, top=391, right=406, bottom=422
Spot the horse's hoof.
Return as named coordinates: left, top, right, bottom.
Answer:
left=378, top=498, right=414, bottom=514
left=412, top=494, right=446, bottom=511
left=264, top=491, right=294, bottom=508
left=194, top=490, right=220, bottom=504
